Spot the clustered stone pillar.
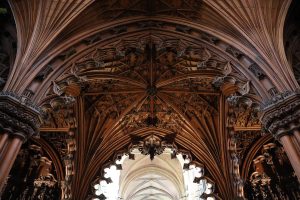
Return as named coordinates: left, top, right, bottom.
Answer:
left=262, top=92, right=300, bottom=181
left=0, top=92, right=41, bottom=192
left=0, top=132, right=23, bottom=190
left=279, top=132, right=300, bottom=179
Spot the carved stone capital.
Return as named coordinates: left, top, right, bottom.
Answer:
left=261, top=92, right=300, bottom=139
left=0, top=91, right=42, bottom=140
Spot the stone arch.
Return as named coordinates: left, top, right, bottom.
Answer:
left=91, top=142, right=218, bottom=200
left=32, top=29, right=266, bottom=199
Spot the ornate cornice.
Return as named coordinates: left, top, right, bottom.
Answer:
left=0, top=91, right=42, bottom=140
left=261, top=91, right=300, bottom=139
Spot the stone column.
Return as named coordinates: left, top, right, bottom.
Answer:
left=0, top=92, right=41, bottom=192
left=294, top=130, right=300, bottom=144
left=0, top=132, right=8, bottom=155
left=279, top=134, right=300, bottom=179
left=262, top=92, right=300, bottom=181
left=0, top=135, right=23, bottom=190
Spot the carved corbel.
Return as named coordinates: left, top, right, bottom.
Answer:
left=0, top=91, right=42, bottom=140
left=248, top=63, right=266, bottom=80
left=41, top=95, right=77, bottom=129
left=52, top=78, right=81, bottom=106
left=53, top=77, right=81, bottom=97
left=212, top=62, right=240, bottom=95
left=226, top=82, right=251, bottom=107
left=226, top=46, right=244, bottom=59
left=261, top=91, right=300, bottom=138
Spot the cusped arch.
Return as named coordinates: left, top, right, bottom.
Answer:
left=29, top=15, right=272, bottom=200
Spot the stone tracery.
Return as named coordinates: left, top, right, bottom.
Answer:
left=91, top=143, right=218, bottom=200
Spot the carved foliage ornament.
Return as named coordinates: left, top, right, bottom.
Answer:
left=0, top=91, right=42, bottom=139
left=41, top=97, right=77, bottom=129
left=71, top=38, right=224, bottom=80
left=55, top=37, right=224, bottom=133
left=225, top=79, right=261, bottom=198
left=131, top=134, right=176, bottom=160
left=229, top=99, right=260, bottom=128
left=261, top=92, right=300, bottom=138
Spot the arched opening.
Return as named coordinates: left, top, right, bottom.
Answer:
left=91, top=142, right=217, bottom=200
left=30, top=25, right=270, bottom=199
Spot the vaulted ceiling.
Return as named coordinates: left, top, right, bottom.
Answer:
left=119, top=153, right=184, bottom=200
left=1, top=0, right=300, bottom=199
left=48, top=33, right=236, bottom=199
left=0, top=0, right=16, bottom=90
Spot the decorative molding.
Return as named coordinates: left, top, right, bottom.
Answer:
left=263, top=90, right=293, bottom=107
left=261, top=91, right=300, bottom=139
left=40, top=130, right=76, bottom=200
left=48, top=34, right=255, bottom=199
left=131, top=134, right=175, bottom=160
left=0, top=91, right=42, bottom=139
left=40, top=127, right=70, bottom=132
left=245, top=142, right=300, bottom=199
left=226, top=84, right=262, bottom=198
left=1, top=143, right=61, bottom=199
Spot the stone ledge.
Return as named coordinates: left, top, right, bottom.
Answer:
left=262, top=92, right=300, bottom=139
left=0, top=91, right=42, bottom=139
